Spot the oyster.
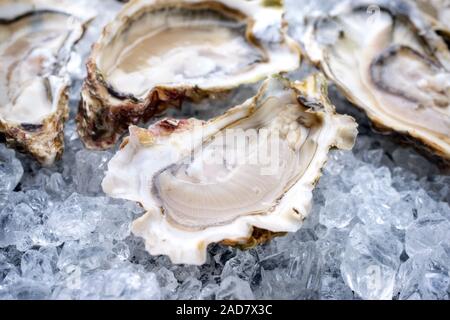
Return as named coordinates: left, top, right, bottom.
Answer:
left=102, top=74, right=357, bottom=265
left=0, top=1, right=88, bottom=165
left=77, top=0, right=301, bottom=150
left=302, top=0, right=450, bottom=160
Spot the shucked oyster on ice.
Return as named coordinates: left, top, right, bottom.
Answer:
left=102, top=74, right=357, bottom=265
left=77, top=0, right=301, bottom=150
left=301, top=0, right=450, bottom=160
left=0, top=0, right=89, bottom=165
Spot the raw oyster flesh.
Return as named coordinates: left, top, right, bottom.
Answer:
left=0, top=1, right=87, bottom=165
left=77, top=0, right=301, bottom=150
left=414, top=0, right=450, bottom=37
left=102, top=74, right=358, bottom=265
left=302, top=0, right=450, bottom=160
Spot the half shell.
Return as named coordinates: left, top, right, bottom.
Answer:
left=302, top=0, right=450, bottom=160
left=77, top=0, right=301, bottom=150
left=0, top=0, right=89, bottom=165
left=102, top=74, right=357, bottom=265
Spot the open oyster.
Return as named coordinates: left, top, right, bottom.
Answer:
left=302, top=0, right=450, bottom=160
left=102, top=74, right=357, bottom=265
left=77, top=0, right=301, bottom=150
left=0, top=1, right=88, bottom=165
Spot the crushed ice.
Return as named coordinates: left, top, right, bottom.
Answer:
left=0, top=0, right=449, bottom=300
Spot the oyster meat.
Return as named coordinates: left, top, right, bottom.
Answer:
left=302, top=0, right=450, bottom=160
left=414, top=0, right=450, bottom=36
left=77, top=0, right=301, bottom=150
left=0, top=1, right=89, bottom=165
left=102, top=74, right=357, bottom=265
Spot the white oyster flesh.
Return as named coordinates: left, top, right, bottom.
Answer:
left=415, top=0, right=450, bottom=33
left=0, top=11, right=74, bottom=124
left=0, top=1, right=89, bottom=165
left=302, top=0, right=450, bottom=159
left=94, top=0, right=300, bottom=98
left=102, top=74, right=357, bottom=265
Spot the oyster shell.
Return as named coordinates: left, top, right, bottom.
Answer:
left=302, top=0, right=450, bottom=160
left=77, top=0, right=301, bottom=150
left=102, top=74, right=357, bottom=265
left=0, top=1, right=88, bottom=165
